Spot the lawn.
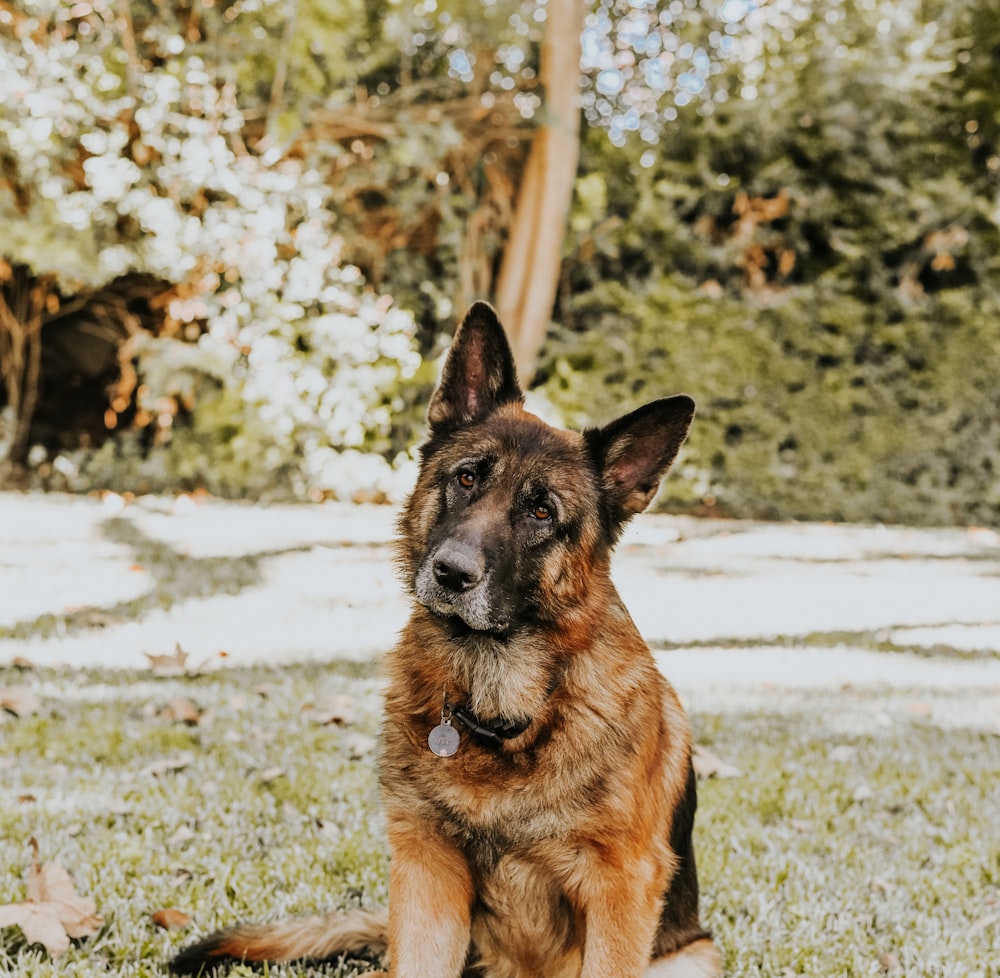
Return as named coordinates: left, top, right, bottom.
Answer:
left=1, top=660, right=998, bottom=977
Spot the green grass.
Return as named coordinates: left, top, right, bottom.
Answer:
left=1, top=663, right=998, bottom=977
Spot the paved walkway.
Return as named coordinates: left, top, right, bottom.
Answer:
left=1, top=492, right=998, bottom=729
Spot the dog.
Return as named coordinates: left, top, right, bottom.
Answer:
left=171, top=302, right=721, bottom=978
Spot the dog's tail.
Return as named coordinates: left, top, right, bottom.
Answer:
left=169, top=908, right=388, bottom=974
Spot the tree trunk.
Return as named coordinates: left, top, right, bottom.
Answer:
left=494, top=0, right=584, bottom=383
left=0, top=270, right=51, bottom=466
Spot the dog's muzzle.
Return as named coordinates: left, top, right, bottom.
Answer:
left=415, top=540, right=504, bottom=632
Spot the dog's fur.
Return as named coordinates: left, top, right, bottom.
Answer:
left=171, top=303, right=721, bottom=978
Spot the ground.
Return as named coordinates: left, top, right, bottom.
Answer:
left=0, top=492, right=998, bottom=977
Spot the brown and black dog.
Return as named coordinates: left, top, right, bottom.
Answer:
left=172, top=302, right=721, bottom=978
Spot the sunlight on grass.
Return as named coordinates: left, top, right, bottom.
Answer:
left=1, top=662, right=997, bottom=976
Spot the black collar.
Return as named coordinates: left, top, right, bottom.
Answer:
left=446, top=703, right=531, bottom=748
left=444, top=660, right=566, bottom=750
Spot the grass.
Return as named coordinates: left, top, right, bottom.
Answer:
left=653, top=628, right=1000, bottom=661
left=1, top=662, right=998, bottom=977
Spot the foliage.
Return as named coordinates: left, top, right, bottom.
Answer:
left=2, top=0, right=999, bottom=522
left=0, top=0, right=419, bottom=497
left=539, top=0, right=1000, bottom=526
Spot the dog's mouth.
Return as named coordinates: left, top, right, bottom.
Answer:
left=414, top=561, right=510, bottom=635
left=419, top=595, right=510, bottom=636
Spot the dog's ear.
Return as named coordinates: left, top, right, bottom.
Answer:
left=588, top=395, right=695, bottom=529
left=427, top=302, right=522, bottom=431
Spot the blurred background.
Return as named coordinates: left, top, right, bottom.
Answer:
left=1, top=0, right=998, bottom=526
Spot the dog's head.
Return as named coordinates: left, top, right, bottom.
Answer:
left=398, top=302, right=694, bottom=636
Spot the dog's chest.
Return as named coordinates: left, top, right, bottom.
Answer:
left=466, top=838, right=584, bottom=978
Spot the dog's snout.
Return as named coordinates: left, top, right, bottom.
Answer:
left=432, top=542, right=485, bottom=593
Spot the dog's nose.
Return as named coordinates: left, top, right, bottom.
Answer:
left=432, top=542, right=484, bottom=592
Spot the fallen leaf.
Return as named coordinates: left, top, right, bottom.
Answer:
left=145, top=643, right=191, bottom=677
left=76, top=608, right=124, bottom=628
left=0, top=840, right=103, bottom=958
left=879, top=951, right=902, bottom=974
left=166, top=826, right=196, bottom=847
left=312, top=694, right=356, bottom=727
left=969, top=912, right=998, bottom=935
left=345, top=733, right=377, bottom=760
left=158, top=698, right=212, bottom=727
left=151, top=907, right=192, bottom=931
left=0, top=902, right=70, bottom=958
left=0, top=686, right=40, bottom=717
left=316, top=819, right=341, bottom=839
left=141, top=754, right=193, bottom=778
left=691, top=744, right=741, bottom=779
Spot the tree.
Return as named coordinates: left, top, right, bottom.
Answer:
left=536, top=0, right=1000, bottom=526
left=0, top=0, right=419, bottom=496
left=495, top=0, right=585, bottom=380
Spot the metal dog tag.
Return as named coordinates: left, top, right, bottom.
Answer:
left=428, top=718, right=460, bottom=757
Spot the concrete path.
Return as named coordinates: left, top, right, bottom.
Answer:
left=1, top=491, right=998, bottom=730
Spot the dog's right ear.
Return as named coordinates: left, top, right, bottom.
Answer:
left=427, top=302, right=523, bottom=431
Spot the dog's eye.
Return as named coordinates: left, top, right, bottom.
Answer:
left=531, top=504, right=552, bottom=521
left=457, top=471, right=475, bottom=490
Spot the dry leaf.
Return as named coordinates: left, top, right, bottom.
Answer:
left=316, top=819, right=341, bottom=839
left=969, top=912, right=998, bottom=935
left=345, top=733, right=377, bottom=760
left=0, top=840, right=103, bottom=958
left=0, top=686, right=40, bottom=717
left=879, top=951, right=902, bottom=974
left=166, top=826, right=196, bottom=847
left=141, top=754, right=193, bottom=778
left=312, top=694, right=356, bottom=726
left=151, top=907, right=192, bottom=931
left=158, top=698, right=212, bottom=727
left=145, top=643, right=190, bottom=677
left=691, top=744, right=741, bottom=779
left=0, top=902, right=70, bottom=958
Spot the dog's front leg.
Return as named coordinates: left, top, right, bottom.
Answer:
left=577, top=862, right=662, bottom=978
left=386, top=815, right=474, bottom=978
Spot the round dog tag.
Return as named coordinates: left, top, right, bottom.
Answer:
left=428, top=720, right=460, bottom=757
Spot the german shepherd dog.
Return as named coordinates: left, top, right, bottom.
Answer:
left=172, top=303, right=721, bottom=978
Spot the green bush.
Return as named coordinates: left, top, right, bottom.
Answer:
left=539, top=0, right=1000, bottom=526
left=540, top=279, right=1000, bottom=525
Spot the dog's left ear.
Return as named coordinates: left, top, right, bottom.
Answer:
left=427, top=302, right=522, bottom=431
left=588, top=395, right=695, bottom=527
